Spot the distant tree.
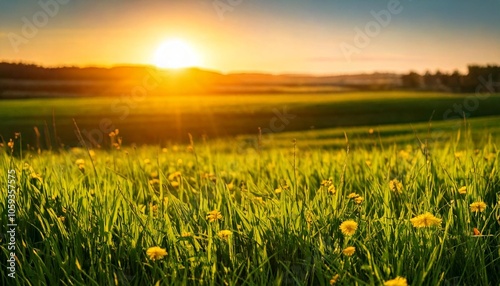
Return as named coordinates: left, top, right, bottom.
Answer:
left=423, top=71, right=436, bottom=89
left=401, top=71, right=422, bottom=89
left=462, top=64, right=500, bottom=92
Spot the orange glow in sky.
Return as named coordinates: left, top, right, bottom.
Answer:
left=0, top=1, right=499, bottom=74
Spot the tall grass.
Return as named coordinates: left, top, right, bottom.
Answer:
left=1, top=124, right=499, bottom=285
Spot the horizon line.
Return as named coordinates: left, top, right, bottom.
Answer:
left=1, top=60, right=499, bottom=77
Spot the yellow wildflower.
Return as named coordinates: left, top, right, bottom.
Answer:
left=339, top=220, right=358, bottom=236
left=181, top=232, right=192, bottom=237
left=146, top=246, right=167, bottom=261
left=7, top=139, right=14, bottom=149
left=75, top=159, right=85, bottom=170
left=321, top=179, right=333, bottom=187
left=218, top=230, right=232, bottom=240
left=328, top=185, right=336, bottom=194
left=458, top=186, right=467, bottom=195
left=384, top=276, right=408, bottom=286
left=398, top=150, right=410, bottom=160
left=149, top=179, right=160, bottom=186
left=342, top=246, right=355, bottom=256
left=206, top=210, right=223, bottom=222
left=410, top=212, right=442, bottom=228
left=389, top=179, right=403, bottom=194
left=354, top=196, right=364, bottom=204
left=168, top=171, right=181, bottom=181
left=30, top=172, right=42, bottom=181
left=329, top=274, right=340, bottom=285
left=347, top=193, right=359, bottom=199
left=470, top=201, right=487, bottom=213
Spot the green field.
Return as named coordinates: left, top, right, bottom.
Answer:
left=1, top=91, right=500, bottom=147
left=1, top=91, right=500, bottom=285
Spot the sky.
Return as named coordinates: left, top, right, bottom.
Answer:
left=0, top=0, right=499, bottom=75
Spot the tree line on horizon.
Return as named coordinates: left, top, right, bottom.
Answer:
left=0, top=62, right=499, bottom=94
left=401, top=65, right=500, bottom=93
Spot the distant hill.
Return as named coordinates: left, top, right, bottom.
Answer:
left=0, top=62, right=402, bottom=99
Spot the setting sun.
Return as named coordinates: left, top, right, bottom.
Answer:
left=152, top=39, right=200, bottom=69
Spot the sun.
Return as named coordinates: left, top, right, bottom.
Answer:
left=152, top=39, right=200, bottom=69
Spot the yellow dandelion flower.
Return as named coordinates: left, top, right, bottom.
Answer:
left=321, top=179, right=333, bottom=187
left=75, top=159, right=85, bottom=170
left=181, top=232, right=192, bottom=237
left=170, top=181, right=180, bottom=188
left=329, top=274, right=340, bottom=285
left=470, top=201, right=487, bottom=213
left=398, top=150, right=411, bottom=160
left=458, top=186, right=467, bottom=195
left=218, top=230, right=232, bottom=240
left=347, top=193, right=360, bottom=199
left=168, top=171, right=181, bottom=181
left=342, top=246, right=356, bottom=256
left=7, top=139, right=14, bottom=149
left=30, top=172, right=42, bottom=181
left=339, top=220, right=358, bottom=236
left=227, top=183, right=234, bottom=190
left=206, top=210, right=223, bottom=222
left=354, top=196, right=364, bottom=204
left=389, top=179, right=403, bottom=194
left=275, top=188, right=282, bottom=194
left=410, top=212, right=442, bottom=228
left=146, top=246, right=167, bottom=261
left=149, top=179, right=160, bottom=185
left=328, top=185, right=336, bottom=194
left=384, top=276, right=408, bottom=286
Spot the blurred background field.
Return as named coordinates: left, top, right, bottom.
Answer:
left=1, top=91, right=500, bottom=148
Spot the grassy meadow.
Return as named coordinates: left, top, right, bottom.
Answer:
left=1, top=92, right=500, bottom=285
